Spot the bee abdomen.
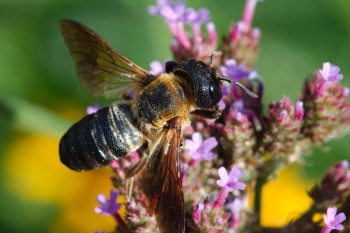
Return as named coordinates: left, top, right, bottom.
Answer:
left=59, top=104, right=143, bottom=171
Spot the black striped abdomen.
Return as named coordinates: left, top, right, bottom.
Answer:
left=59, top=103, right=143, bottom=171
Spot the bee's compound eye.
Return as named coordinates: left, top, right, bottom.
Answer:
left=209, top=84, right=216, bottom=95
left=209, top=83, right=222, bottom=104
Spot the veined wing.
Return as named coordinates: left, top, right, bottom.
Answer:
left=139, top=117, right=185, bottom=233
left=60, top=19, right=150, bottom=99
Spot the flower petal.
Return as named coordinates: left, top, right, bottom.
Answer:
left=333, top=213, right=346, bottom=225
left=229, top=181, right=246, bottom=190
left=333, top=224, right=344, bottom=231
left=185, top=139, right=196, bottom=151
left=114, top=203, right=122, bottom=212
left=201, top=152, right=217, bottom=161
left=329, top=65, right=340, bottom=77
left=201, top=137, right=218, bottom=152
left=228, top=166, right=244, bottom=180
left=189, top=151, right=201, bottom=160
left=96, top=194, right=107, bottom=205
left=94, top=207, right=103, bottom=214
left=150, top=60, right=164, bottom=75
left=196, top=8, right=210, bottom=24
left=327, top=207, right=337, bottom=219
left=220, top=66, right=229, bottom=77
left=148, top=6, right=160, bottom=15
left=323, top=214, right=330, bottom=226
left=160, top=6, right=177, bottom=20
left=226, top=59, right=237, bottom=66
left=216, top=180, right=226, bottom=187
left=192, top=132, right=203, bottom=147
left=109, top=190, right=119, bottom=202
left=218, top=167, right=228, bottom=184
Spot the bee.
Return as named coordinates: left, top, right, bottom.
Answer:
left=59, top=19, right=257, bottom=233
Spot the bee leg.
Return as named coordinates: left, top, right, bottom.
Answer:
left=191, top=106, right=222, bottom=120
left=125, top=177, right=135, bottom=203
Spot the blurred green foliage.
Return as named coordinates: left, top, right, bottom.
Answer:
left=0, top=0, right=349, bottom=232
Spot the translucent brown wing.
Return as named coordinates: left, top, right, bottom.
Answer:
left=139, top=117, right=185, bottom=233
left=60, top=19, right=150, bottom=99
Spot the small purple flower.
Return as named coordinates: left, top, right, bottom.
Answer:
left=230, top=21, right=246, bottom=42
left=319, top=62, right=343, bottom=82
left=226, top=198, right=243, bottom=229
left=278, top=109, right=288, bottom=123
left=184, top=7, right=210, bottom=25
left=185, top=132, right=218, bottom=161
left=206, top=22, right=217, bottom=45
left=193, top=203, right=204, bottom=222
left=222, top=85, right=230, bottom=97
left=231, top=99, right=244, bottom=111
left=216, top=217, right=223, bottom=225
left=216, top=166, right=246, bottom=191
left=295, top=101, right=304, bottom=120
left=149, top=60, right=165, bottom=75
left=94, top=189, right=122, bottom=216
left=148, top=0, right=186, bottom=23
left=87, top=104, right=101, bottom=114
left=220, top=59, right=250, bottom=82
left=323, top=207, right=346, bottom=231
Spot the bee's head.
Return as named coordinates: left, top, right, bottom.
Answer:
left=175, top=59, right=223, bottom=111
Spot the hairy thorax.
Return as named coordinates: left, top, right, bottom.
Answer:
left=135, top=73, right=193, bottom=132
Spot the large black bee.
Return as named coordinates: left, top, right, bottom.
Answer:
left=59, top=19, right=256, bottom=233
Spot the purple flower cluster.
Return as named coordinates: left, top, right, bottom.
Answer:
left=189, top=166, right=246, bottom=232
left=222, top=0, right=262, bottom=69
left=91, top=1, right=350, bottom=233
left=309, top=160, right=350, bottom=206
left=149, top=0, right=217, bottom=62
left=301, top=63, right=350, bottom=144
left=263, top=97, right=305, bottom=160
left=148, top=0, right=209, bottom=25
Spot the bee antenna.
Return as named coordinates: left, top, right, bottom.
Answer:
left=208, top=51, right=222, bottom=66
left=218, top=77, right=258, bottom=97
left=232, top=81, right=259, bottom=98
left=218, top=77, right=232, bottom=84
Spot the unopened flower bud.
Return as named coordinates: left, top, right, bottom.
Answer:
left=309, top=160, right=350, bottom=206
left=263, top=97, right=304, bottom=160
left=193, top=203, right=204, bottom=222
left=301, top=63, right=350, bottom=144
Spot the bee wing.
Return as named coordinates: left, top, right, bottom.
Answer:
left=140, top=118, right=185, bottom=233
left=60, top=19, right=150, bottom=99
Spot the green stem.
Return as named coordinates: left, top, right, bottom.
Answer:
left=254, top=174, right=268, bottom=225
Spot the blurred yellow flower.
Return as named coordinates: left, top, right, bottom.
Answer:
left=3, top=133, right=116, bottom=233
left=260, top=164, right=314, bottom=226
